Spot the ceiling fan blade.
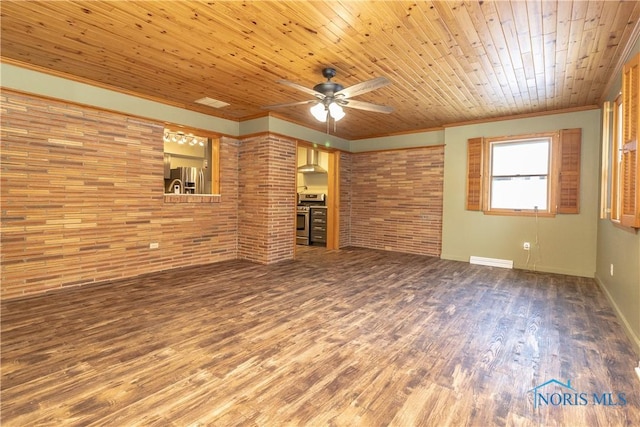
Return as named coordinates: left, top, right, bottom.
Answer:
left=277, top=79, right=324, bottom=98
left=341, top=99, right=394, bottom=114
left=335, top=76, right=390, bottom=99
left=262, top=99, right=318, bottom=109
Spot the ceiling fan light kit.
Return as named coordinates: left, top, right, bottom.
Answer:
left=310, top=102, right=345, bottom=122
left=310, top=102, right=328, bottom=122
left=263, top=67, right=393, bottom=132
left=328, top=103, right=345, bottom=121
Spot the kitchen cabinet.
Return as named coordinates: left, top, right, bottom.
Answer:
left=310, top=207, right=327, bottom=245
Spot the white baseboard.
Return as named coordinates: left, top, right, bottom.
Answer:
left=469, top=256, right=513, bottom=269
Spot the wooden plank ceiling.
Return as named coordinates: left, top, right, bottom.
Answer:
left=2, top=1, right=639, bottom=140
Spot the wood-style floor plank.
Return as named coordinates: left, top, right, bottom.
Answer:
left=2, top=246, right=639, bottom=426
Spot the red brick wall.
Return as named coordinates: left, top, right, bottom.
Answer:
left=0, top=91, right=238, bottom=300
left=238, top=134, right=296, bottom=264
left=349, top=146, right=444, bottom=256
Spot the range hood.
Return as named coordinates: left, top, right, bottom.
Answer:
left=298, top=149, right=327, bottom=174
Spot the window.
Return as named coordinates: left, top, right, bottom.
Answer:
left=466, top=129, right=581, bottom=216
left=163, top=127, right=220, bottom=195
left=489, top=138, right=550, bottom=211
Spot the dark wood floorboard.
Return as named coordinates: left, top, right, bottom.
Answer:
left=2, top=246, right=639, bottom=426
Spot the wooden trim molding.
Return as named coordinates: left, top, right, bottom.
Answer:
left=326, top=151, right=340, bottom=250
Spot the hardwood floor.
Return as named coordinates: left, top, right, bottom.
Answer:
left=2, top=247, right=639, bottom=426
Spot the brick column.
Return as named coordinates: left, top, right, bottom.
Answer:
left=238, top=134, right=296, bottom=264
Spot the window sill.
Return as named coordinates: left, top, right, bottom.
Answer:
left=164, top=194, right=221, bottom=203
left=483, top=209, right=555, bottom=218
left=610, top=219, right=639, bottom=233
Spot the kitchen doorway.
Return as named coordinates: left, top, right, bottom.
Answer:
left=295, top=143, right=340, bottom=253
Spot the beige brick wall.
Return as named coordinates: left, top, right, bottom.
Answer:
left=238, top=134, right=296, bottom=264
left=349, top=146, right=444, bottom=256
left=339, top=151, right=352, bottom=248
left=0, top=91, right=239, bottom=300
left=0, top=90, right=444, bottom=299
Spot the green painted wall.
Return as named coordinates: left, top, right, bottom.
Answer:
left=441, top=110, right=601, bottom=278
left=595, top=36, right=640, bottom=355
left=596, top=222, right=640, bottom=353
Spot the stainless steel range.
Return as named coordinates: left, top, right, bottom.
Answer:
left=297, top=193, right=326, bottom=245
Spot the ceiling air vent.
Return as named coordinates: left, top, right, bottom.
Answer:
left=195, top=97, right=230, bottom=108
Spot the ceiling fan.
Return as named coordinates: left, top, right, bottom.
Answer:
left=263, top=67, right=393, bottom=123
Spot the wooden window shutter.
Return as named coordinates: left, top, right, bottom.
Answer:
left=466, top=137, right=484, bottom=211
left=557, top=128, right=581, bottom=214
left=620, top=144, right=638, bottom=227
left=620, top=53, right=640, bottom=228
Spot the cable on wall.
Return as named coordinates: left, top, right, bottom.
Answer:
left=524, top=206, right=542, bottom=271
left=532, top=206, right=541, bottom=271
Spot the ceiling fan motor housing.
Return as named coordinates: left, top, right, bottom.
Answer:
left=313, top=67, right=344, bottom=97
left=313, top=81, right=344, bottom=96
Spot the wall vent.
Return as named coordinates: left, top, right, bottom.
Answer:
left=469, top=256, right=513, bottom=269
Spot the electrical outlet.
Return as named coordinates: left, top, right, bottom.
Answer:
left=149, top=242, right=159, bottom=249
left=610, top=263, right=614, bottom=276
left=523, top=242, right=530, bottom=251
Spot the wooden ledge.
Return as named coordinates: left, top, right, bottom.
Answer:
left=163, top=194, right=221, bottom=203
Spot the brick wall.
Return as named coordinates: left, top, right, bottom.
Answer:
left=238, top=134, right=296, bottom=264
left=0, top=90, right=444, bottom=299
left=0, top=91, right=238, bottom=300
left=349, top=146, right=444, bottom=256
left=339, top=151, right=352, bottom=248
